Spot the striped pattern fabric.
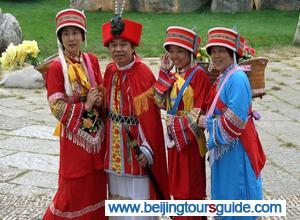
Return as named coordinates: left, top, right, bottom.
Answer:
left=206, top=27, right=245, bottom=57
left=163, top=26, right=201, bottom=56
left=56, top=9, right=86, bottom=34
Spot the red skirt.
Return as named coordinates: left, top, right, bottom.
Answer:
left=43, top=170, right=107, bottom=220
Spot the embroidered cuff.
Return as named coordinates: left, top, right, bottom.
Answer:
left=206, top=116, right=217, bottom=150
left=153, top=69, right=176, bottom=94
left=64, top=102, right=85, bottom=133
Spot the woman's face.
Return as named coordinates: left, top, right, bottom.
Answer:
left=168, top=45, right=191, bottom=70
left=60, top=26, right=83, bottom=57
left=210, top=46, right=234, bottom=73
left=108, top=38, right=134, bottom=67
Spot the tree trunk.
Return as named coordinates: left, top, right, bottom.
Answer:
left=293, top=13, right=300, bottom=46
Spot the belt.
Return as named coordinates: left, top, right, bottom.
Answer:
left=107, top=112, right=139, bottom=126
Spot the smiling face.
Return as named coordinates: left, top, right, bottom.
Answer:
left=210, top=46, right=234, bottom=73
left=60, top=26, right=83, bottom=57
left=108, top=38, right=135, bottom=67
left=167, top=45, right=191, bottom=71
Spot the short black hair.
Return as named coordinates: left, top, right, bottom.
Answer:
left=207, top=46, right=239, bottom=60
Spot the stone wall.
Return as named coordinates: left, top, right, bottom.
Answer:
left=260, top=0, right=300, bottom=10
left=70, top=0, right=300, bottom=12
left=211, top=0, right=253, bottom=13
left=71, top=0, right=209, bottom=13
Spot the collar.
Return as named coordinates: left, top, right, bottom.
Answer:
left=64, top=50, right=82, bottom=63
left=116, top=55, right=136, bottom=70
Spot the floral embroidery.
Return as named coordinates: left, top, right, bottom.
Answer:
left=111, top=74, right=122, bottom=174
left=80, top=108, right=102, bottom=135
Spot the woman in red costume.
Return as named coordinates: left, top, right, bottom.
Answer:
left=153, top=26, right=211, bottom=220
left=43, top=9, right=107, bottom=219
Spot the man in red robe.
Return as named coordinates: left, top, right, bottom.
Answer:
left=101, top=15, right=170, bottom=219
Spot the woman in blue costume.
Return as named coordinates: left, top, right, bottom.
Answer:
left=197, top=27, right=266, bottom=219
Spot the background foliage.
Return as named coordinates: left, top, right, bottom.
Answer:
left=0, top=0, right=298, bottom=59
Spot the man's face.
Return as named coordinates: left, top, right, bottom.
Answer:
left=108, top=38, right=134, bottom=67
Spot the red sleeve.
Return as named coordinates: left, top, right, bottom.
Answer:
left=46, top=60, right=84, bottom=134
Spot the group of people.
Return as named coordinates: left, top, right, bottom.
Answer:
left=42, top=7, right=266, bottom=220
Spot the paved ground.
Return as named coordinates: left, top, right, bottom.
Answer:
left=0, top=47, right=299, bottom=219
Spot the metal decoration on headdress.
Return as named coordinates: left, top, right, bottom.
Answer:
left=233, top=25, right=239, bottom=64
left=111, top=0, right=126, bottom=36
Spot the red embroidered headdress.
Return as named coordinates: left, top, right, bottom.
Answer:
left=206, top=27, right=245, bottom=57
left=102, top=18, right=142, bottom=47
left=163, top=26, right=201, bottom=57
left=56, top=9, right=86, bottom=35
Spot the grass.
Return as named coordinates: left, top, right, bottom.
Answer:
left=0, top=0, right=299, bottom=59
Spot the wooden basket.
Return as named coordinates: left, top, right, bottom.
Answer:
left=198, top=62, right=220, bottom=84
left=34, top=53, right=58, bottom=77
left=239, top=57, right=268, bottom=98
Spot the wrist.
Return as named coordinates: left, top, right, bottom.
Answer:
left=84, top=102, right=91, bottom=111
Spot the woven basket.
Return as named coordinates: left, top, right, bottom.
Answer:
left=34, top=53, right=58, bottom=77
left=198, top=62, right=220, bottom=84
left=239, top=57, right=268, bottom=98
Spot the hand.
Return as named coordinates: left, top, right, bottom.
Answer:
left=85, top=87, right=100, bottom=111
left=136, top=153, right=148, bottom=167
left=94, top=85, right=104, bottom=107
left=160, top=52, right=174, bottom=72
left=197, top=115, right=207, bottom=128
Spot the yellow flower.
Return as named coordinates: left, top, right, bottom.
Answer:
left=0, top=43, right=18, bottom=70
left=0, top=40, right=40, bottom=70
left=83, top=118, right=93, bottom=129
left=0, top=52, right=10, bottom=70
left=16, top=44, right=27, bottom=66
left=21, top=40, right=39, bottom=58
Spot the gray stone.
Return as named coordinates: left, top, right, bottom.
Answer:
left=0, top=182, right=17, bottom=194
left=261, top=0, right=300, bottom=10
left=293, top=14, right=300, bottom=46
left=0, top=115, right=36, bottom=131
left=92, top=0, right=209, bottom=13
left=0, top=88, right=13, bottom=98
left=8, top=125, right=58, bottom=141
left=9, top=170, right=58, bottom=190
left=0, top=105, right=28, bottom=118
left=0, top=65, right=44, bottom=89
left=0, top=12, right=22, bottom=54
left=0, top=136, right=59, bottom=155
left=262, top=160, right=300, bottom=196
left=0, top=152, right=58, bottom=173
left=0, top=149, right=16, bottom=158
left=0, top=166, right=25, bottom=182
left=70, top=0, right=102, bottom=11
left=211, top=0, right=253, bottom=13
left=132, top=0, right=209, bottom=13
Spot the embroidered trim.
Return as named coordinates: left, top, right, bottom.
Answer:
left=73, top=103, right=84, bottom=133
left=218, top=118, right=235, bottom=144
left=109, top=192, right=132, bottom=200
left=66, top=104, right=75, bottom=128
left=65, top=125, right=104, bottom=154
left=50, top=100, right=67, bottom=121
left=48, top=92, right=66, bottom=102
left=107, top=112, right=139, bottom=126
left=158, top=76, right=173, bottom=89
left=50, top=200, right=105, bottom=219
left=179, top=117, right=189, bottom=146
left=224, top=108, right=246, bottom=129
